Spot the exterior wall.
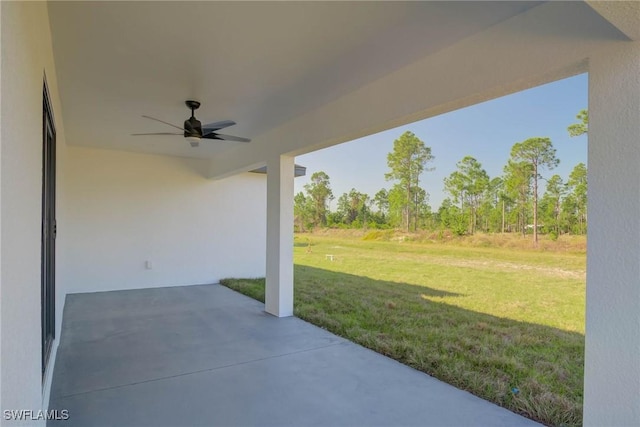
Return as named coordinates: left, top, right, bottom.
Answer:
left=584, top=42, right=640, bottom=426
left=0, top=1, right=68, bottom=419
left=60, top=146, right=266, bottom=294
left=0, top=0, right=3, bottom=415
left=0, top=3, right=267, bottom=417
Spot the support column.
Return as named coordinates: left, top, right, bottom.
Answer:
left=584, top=42, right=640, bottom=426
left=265, top=155, right=294, bottom=317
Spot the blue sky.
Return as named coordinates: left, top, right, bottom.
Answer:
left=294, top=73, right=588, bottom=210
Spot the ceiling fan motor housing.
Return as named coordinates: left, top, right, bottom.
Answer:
left=184, top=116, right=203, bottom=138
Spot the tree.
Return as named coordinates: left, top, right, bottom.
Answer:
left=304, top=171, right=333, bottom=228
left=483, top=177, right=504, bottom=233
left=540, top=174, right=564, bottom=236
left=443, top=156, right=489, bottom=234
left=387, top=184, right=406, bottom=229
left=293, top=192, right=313, bottom=232
left=503, top=160, right=533, bottom=236
left=385, top=131, right=434, bottom=232
left=567, top=163, right=587, bottom=234
left=497, top=192, right=512, bottom=234
left=561, top=194, right=579, bottom=234
left=336, top=188, right=369, bottom=227
left=568, top=109, right=588, bottom=137
left=412, top=186, right=432, bottom=230
left=369, top=189, right=390, bottom=227
left=436, top=198, right=467, bottom=235
left=373, top=189, right=389, bottom=215
left=509, top=137, right=559, bottom=245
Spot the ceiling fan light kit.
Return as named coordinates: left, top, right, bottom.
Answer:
left=186, top=136, right=201, bottom=147
left=134, top=100, right=251, bottom=146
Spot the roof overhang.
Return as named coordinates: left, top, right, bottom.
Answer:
left=250, top=164, right=307, bottom=178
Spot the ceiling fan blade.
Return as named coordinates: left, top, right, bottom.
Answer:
left=202, top=133, right=251, bottom=143
left=142, top=115, right=186, bottom=132
left=131, top=132, right=183, bottom=136
left=202, top=120, right=236, bottom=132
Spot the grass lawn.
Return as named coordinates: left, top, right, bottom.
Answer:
left=221, top=232, right=586, bottom=426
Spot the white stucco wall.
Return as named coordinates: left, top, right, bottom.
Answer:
left=584, top=42, right=640, bottom=426
left=60, top=146, right=266, bottom=294
left=0, top=3, right=267, bottom=417
left=0, top=0, right=4, bottom=415
left=0, top=1, right=68, bottom=419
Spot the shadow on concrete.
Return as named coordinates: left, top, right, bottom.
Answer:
left=225, top=265, right=585, bottom=426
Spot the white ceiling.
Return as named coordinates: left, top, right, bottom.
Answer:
left=48, top=1, right=542, bottom=160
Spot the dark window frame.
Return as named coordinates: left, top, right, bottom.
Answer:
left=42, top=78, right=56, bottom=377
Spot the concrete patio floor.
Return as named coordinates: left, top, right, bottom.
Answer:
left=48, top=284, right=540, bottom=427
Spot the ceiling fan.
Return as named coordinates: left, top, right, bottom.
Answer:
left=133, top=100, right=250, bottom=147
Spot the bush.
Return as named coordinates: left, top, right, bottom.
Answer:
left=362, top=230, right=392, bottom=241
left=452, top=222, right=468, bottom=236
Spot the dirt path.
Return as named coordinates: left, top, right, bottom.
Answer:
left=352, top=251, right=586, bottom=280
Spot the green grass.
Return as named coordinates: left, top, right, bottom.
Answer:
left=222, top=232, right=586, bottom=426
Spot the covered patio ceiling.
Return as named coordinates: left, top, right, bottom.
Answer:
left=48, top=1, right=543, bottom=161
left=48, top=1, right=631, bottom=182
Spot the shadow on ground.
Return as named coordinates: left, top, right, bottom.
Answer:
left=222, top=265, right=585, bottom=427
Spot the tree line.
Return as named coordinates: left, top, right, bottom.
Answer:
left=294, top=110, right=588, bottom=243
